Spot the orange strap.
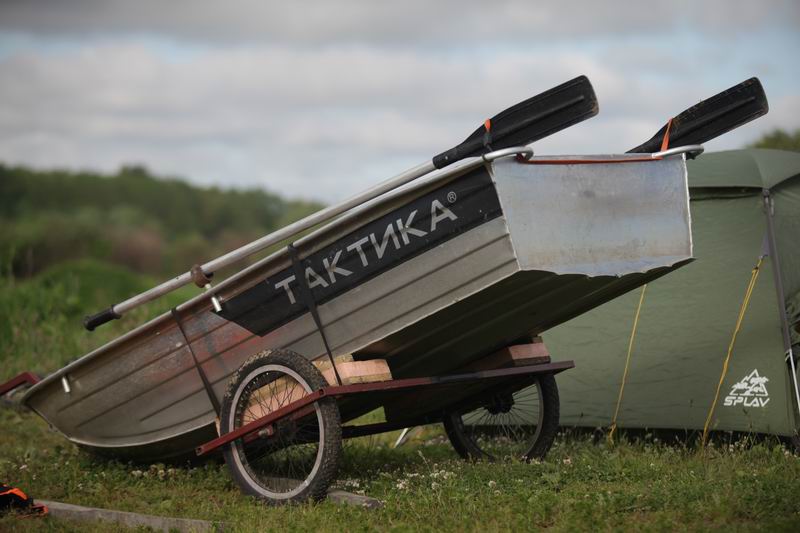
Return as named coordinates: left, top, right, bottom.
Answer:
left=660, top=118, right=673, bottom=152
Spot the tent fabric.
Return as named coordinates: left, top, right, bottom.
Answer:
left=687, top=148, right=800, bottom=189
left=773, top=183, right=800, bottom=346
left=547, top=149, right=800, bottom=436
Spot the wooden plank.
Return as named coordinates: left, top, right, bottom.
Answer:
left=319, top=360, right=392, bottom=386
left=38, top=499, right=219, bottom=532
left=244, top=354, right=355, bottom=419
left=463, top=338, right=551, bottom=371
left=244, top=357, right=392, bottom=420
left=312, top=353, right=355, bottom=373
left=40, top=487, right=382, bottom=529
left=244, top=377, right=308, bottom=422
left=384, top=340, right=550, bottom=422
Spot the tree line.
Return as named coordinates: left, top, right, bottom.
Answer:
left=0, top=164, right=322, bottom=278
left=748, top=128, right=800, bottom=152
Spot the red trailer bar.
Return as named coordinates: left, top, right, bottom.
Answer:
left=0, top=372, right=41, bottom=397
left=196, top=361, right=573, bottom=456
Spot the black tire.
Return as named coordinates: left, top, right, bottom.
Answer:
left=443, top=373, right=560, bottom=461
left=220, top=349, right=341, bottom=504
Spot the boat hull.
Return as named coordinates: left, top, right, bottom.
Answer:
left=23, top=153, right=692, bottom=460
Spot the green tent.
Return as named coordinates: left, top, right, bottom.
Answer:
left=548, top=149, right=800, bottom=437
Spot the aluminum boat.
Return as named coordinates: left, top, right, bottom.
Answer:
left=22, top=149, right=693, bottom=460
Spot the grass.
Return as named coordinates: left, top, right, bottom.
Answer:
left=1, top=411, right=798, bottom=532
left=0, top=259, right=195, bottom=378
left=1, top=263, right=800, bottom=531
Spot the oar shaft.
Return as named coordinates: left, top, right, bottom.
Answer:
left=111, top=160, right=435, bottom=317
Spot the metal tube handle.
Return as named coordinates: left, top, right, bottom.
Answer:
left=650, top=144, right=704, bottom=159
left=481, top=146, right=534, bottom=162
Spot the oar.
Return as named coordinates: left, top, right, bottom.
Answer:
left=628, top=77, right=768, bottom=154
left=84, top=76, right=599, bottom=331
left=433, top=75, right=598, bottom=167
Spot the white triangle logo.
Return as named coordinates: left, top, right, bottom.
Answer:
left=724, top=369, right=770, bottom=408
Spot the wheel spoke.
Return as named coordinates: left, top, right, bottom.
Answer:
left=221, top=351, right=342, bottom=504
left=446, top=379, right=552, bottom=461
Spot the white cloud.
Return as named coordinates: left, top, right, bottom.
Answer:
left=0, top=2, right=797, bottom=200
left=1, top=1, right=797, bottom=43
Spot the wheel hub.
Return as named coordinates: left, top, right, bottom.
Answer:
left=485, top=392, right=514, bottom=414
left=272, top=418, right=298, bottom=441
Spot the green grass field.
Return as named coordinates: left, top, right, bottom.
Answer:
left=1, top=262, right=799, bottom=531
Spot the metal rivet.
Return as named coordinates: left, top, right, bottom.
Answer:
left=204, top=283, right=223, bottom=313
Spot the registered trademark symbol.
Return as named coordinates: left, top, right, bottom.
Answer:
left=447, top=191, right=457, bottom=204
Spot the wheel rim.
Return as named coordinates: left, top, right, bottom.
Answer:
left=227, top=364, right=325, bottom=500
left=455, top=381, right=544, bottom=460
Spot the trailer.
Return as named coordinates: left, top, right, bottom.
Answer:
left=2, top=76, right=768, bottom=504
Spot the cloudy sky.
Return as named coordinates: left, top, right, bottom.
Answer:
left=1, top=1, right=798, bottom=202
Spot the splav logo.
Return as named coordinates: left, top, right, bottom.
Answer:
left=723, top=369, right=770, bottom=408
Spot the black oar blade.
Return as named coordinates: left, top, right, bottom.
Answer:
left=628, top=77, right=768, bottom=154
left=433, top=75, right=599, bottom=169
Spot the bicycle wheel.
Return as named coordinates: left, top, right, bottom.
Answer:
left=220, top=349, right=341, bottom=504
left=443, top=373, right=559, bottom=461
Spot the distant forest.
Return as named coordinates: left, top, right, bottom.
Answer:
left=0, top=164, right=323, bottom=278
